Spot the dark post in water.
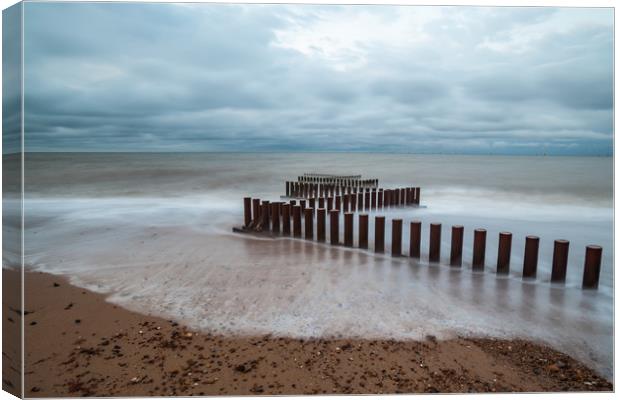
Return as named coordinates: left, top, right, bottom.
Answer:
left=391, top=219, right=402, bottom=256
left=409, top=221, right=421, bottom=258
left=244, top=197, right=252, bottom=227
left=292, top=205, right=301, bottom=238
left=344, top=212, right=354, bottom=247
left=522, top=235, right=539, bottom=279
left=472, top=229, right=486, bottom=270
left=497, top=232, right=512, bottom=275
left=317, top=208, right=326, bottom=242
left=429, top=223, right=441, bottom=262
left=359, top=214, right=369, bottom=249
left=551, top=239, right=569, bottom=283
left=582, top=245, right=602, bottom=289
left=304, top=208, right=313, bottom=240
left=450, top=225, right=464, bottom=267
left=330, top=210, right=340, bottom=245
left=375, top=216, right=385, bottom=253
left=282, top=204, right=291, bottom=235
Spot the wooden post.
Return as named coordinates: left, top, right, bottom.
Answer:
left=384, top=190, right=390, bottom=209
left=450, top=225, right=464, bottom=267
left=551, top=239, right=569, bottom=284
left=358, top=192, right=363, bottom=211
left=252, top=198, right=261, bottom=224
left=409, top=221, right=421, bottom=258
left=472, top=229, right=486, bottom=270
left=244, top=197, right=252, bottom=227
left=344, top=213, right=353, bottom=247
left=309, top=197, right=316, bottom=211
left=317, top=208, right=326, bottom=242
left=365, top=191, right=370, bottom=211
left=391, top=219, right=402, bottom=256
left=318, top=197, right=325, bottom=209
left=304, top=208, right=313, bottom=240
left=497, top=232, right=512, bottom=275
left=429, top=223, right=441, bottom=262
left=375, top=216, right=385, bottom=253
left=289, top=199, right=297, bottom=206
left=351, top=192, right=357, bottom=212
left=292, top=205, right=301, bottom=238
left=335, top=196, right=341, bottom=211
left=582, top=245, right=602, bottom=289
left=330, top=210, right=339, bottom=245
left=415, top=187, right=420, bottom=205
left=282, top=204, right=291, bottom=235
left=300, top=199, right=306, bottom=215
left=400, top=188, right=406, bottom=206
left=286, top=181, right=290, bottom=197
left=522, top=235, right=539, bottom=279
left=371, top=189, right=377, bottom=210
left=359, top=214, right=369, bottom=249
left=271, top=202, right=280, bottom=233
left=262, top=201, right=271, bottom=231
left=378, top=189, right=384, bottom=209
left=327, top=197, right=333, bottom=211
left=343, top=194, right=349, bottom=213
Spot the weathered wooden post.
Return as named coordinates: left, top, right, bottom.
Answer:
left=330, top=210, right=339, bottom=245
left=351, top=192, right=357, bottom=212
left=282, top=204, right=291, bottom=235
left=384, top=190, right=390, bottom=209
left=300, top=199, right=306, bottom=215
left=409, top=221, right=421, bottom=258
left=304, top=208, right=313, bottom=240
left=551, top=239, right=569, bottom=284
left=358, top=192, right=363, bottom=211
left=450, top=225, right=464, bottom=267
left=262, top=201, right=271, bottom=231
left=327, top=197, right=334, bottom=211
left=271, top=202, right=280, bottom=233
left=286, top=182, right=290, bottom=197
left=429, top=223, right=441, bottom=262
left=343, top=194, right=349, bottom=213
left=472, top=229, right=486, bottom=270
left=309, top=197, right=316, bottom=211
left=289, top=199, right=297, bottom=206
left=365, top=191, right=370, bottom=211
left=359, top=214, right=369, bottom=249
left=522, top=235, right=539, bottom=279
left=415, top=187, right=420, bottom=205
left=400, top=188, right=406, bottom=206
left=391, top=219, right=402, bottom=256
left=252, top=198, right=261, bottom=224
left=317, top=208, right=326, bottom=242
left=497, top=232, right=512, bottom=275
left=582, top=245, right=602, bottom=289
left=378, top=189, right=384, bottom=209
left=244, top=197, right=252, bottom=227
left=318, top=197, right=325, bottom=209
left=344, top=213, right=354, bottom=247
left=335, top=196, right=341, bottom=211
left=375, top=216, right=385, bottom=253
left=292, top=205, right=302, bottom=238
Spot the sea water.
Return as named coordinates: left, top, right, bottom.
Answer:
left=13, top=153, right=613, bottom=378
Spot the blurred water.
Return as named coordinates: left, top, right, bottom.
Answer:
left=18, top=152, right=613, bottom=378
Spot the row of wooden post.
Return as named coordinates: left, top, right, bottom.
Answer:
left=295, top=177, right=379, bottom=187
left=243, top=197, right=602, bottom=290
left=285, top=183, right=421, bottom=208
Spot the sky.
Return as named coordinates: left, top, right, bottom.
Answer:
left=16, top=3, right=614, bottom=154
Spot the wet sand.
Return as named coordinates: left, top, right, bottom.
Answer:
left=8, top=269, right=612, bottom=397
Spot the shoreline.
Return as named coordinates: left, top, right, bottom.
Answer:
left=7, top=268, right=613, bottom=396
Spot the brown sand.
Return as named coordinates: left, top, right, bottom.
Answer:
left=6, top=269, right=612, bottom=397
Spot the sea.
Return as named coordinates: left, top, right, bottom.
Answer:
left=5, top=152, right=614, bottom=378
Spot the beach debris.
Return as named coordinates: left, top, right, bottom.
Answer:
left=53, top=282, right=60, bottom=287
left=74, top=319, right=81, bottom=324
left=234, top=359, right=259, bottom=373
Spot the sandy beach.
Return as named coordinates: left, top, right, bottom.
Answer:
left=6, top=268, right=610, bottom=397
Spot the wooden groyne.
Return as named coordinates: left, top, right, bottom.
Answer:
left=236, top=174, right=603, bottom=290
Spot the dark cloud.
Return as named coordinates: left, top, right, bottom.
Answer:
left=18, top=3, right=613, bottom=154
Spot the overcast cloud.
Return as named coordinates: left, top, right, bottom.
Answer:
left=21, top=3, right=613, bottom=154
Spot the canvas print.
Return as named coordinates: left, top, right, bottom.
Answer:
left=2, top=1, right=614, bottom=398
